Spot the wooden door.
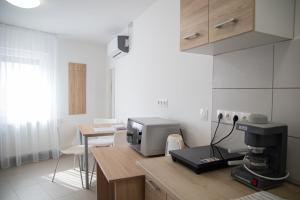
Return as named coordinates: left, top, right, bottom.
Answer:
left=180, top=0, right=209, bottom=50
left=69, top=63, right=86, bottom=115
left=209, top=0, right=254, bottom=42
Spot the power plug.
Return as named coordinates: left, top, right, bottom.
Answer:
left=218, top=113, right=223, bottom=120
left=233, top=115, right=239, bottom=124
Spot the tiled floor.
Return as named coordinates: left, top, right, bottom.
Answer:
left=0, top=156, right=96, bottom=200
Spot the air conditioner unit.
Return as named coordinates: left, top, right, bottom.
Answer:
left=107, top=35, right=129, bottom=59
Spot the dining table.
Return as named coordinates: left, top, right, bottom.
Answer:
left=78, top=122, right=125, bottom=189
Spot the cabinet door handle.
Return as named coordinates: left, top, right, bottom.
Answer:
left=214, top=18, right=238, bottom=29
left=183, top=32, right=200, bottom=40
left=146, top=179, right=161, bottom=191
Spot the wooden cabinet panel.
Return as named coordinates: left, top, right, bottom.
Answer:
left=180, top=0, right=209, bottom=50
left=209, top=0, right=254, bottom=42
left=69, top=63, right=86, bottom=115
left=145, top=177, right=166, bottom=200
left=167, top=194, right=178, bottom=200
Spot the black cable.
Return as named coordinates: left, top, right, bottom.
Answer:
left=212, top=115, right=238, bottom=146
left=210, top=113, right=223, bottom=145
left=212, top=125, right=235, bottom=146
left=214, top=145, right=224, bottom=160
left=180, top=129, right=190, bottom=148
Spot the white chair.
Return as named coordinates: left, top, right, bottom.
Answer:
left=113, top=130, right=128, bottom=147
left=88, top=118, right=122, bottom=147
left=89, top=130, right=128, bottom=186
left=52, top=122, right=95, bottom=189
left=93, top=118, right=121, bottom=124
left=51, top=144, right=94, bottom=189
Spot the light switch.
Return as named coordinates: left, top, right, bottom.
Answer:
left=200, top=108, right=208, bottom=121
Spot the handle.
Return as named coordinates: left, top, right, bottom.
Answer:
left=228, top=160, right=243, bottom=166
left=227, top=148, right=248, bottom=154
left=146, top=179, right=160, bottom=191
left=214, top=18, right=238, bottom=29
left=183, top=32, right=200, bottom=40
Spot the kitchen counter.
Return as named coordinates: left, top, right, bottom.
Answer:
left=137, top=156, right=300, bottom=200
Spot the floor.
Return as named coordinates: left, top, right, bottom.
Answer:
left=0, top=156, right=97, bottom=200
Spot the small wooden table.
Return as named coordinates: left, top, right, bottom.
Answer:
left=78, top=123, right=123, bottom=189
left=91, top=146, right=145, bottom=200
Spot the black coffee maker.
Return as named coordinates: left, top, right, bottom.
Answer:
left=231, top=122, right=289, bottom=190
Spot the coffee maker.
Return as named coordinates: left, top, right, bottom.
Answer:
left=231, top=122, right=288, bottom=190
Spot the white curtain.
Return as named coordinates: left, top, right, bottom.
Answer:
left=0, top=24, right=59, bottom=168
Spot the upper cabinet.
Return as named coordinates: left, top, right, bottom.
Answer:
left=209, top=0, right=254, bottom=42
left=180, top=0, right=295, bottom=55
left=180, top=0, right=209, bottom=50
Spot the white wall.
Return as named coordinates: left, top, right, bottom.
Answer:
left=57, top=38, right=109, bottom=149
left=212, top=39, right=300, bottom=185
left=295, top=0, right=300, bottom=39
left=111, top=0, right=213, bottom=147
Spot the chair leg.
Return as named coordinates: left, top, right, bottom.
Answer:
left=77, top=155, right=85, bottom=189
left=52, top=156, right=61, bottom=182
left=73, top=155, right=76, bottom=169
left=90, top=159, right=96, bottom=187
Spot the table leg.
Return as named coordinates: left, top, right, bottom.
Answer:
left=79, top=131, right=83, bottom=171
left=84, top=136, right=89, bottom=189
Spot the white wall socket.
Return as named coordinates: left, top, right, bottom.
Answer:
left=157, top=98, right=168, bottom=107
left=217, top=109, right=250, bottom=124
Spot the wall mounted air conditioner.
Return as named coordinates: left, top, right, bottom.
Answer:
left=107, top=35, right=129, bottom=59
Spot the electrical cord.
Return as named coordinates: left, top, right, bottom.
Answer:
left=210, top=113, right=223, bottom=145
left=212, top=115, right=238, bottom=146
left=243, top=164, right=290, bottom=181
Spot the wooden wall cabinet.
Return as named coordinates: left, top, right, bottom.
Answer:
left=209, top=0, right=254, bottom=42
left=180, top=0, right=295, bottom=55
left=180, top=0, right=209, bottom=50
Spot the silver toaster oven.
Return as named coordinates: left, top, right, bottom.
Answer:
left=127, top=117, right=180, bottom=156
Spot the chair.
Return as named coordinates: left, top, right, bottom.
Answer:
left=89, top=130, right=128, bottom=186
left=88, top=118, right=123, bottom=147
left=51, top=144, right=94, bottom=189
left=93, top=118, right=121, bottom=124
left=52, top=121, right=95, bottom=189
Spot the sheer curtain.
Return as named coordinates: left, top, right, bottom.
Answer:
left=0, top=24, right=59, bottom=168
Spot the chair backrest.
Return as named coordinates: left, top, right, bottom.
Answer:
left=113, top=130, right=128, bottom=147
left=93, top=118, right=121, bottom=124
left=57, top=120, right=80, bottom=150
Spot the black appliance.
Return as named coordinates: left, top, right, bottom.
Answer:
left=231, top=122, right=288, bottom=190
left=170, top=145, right=244, bottom=174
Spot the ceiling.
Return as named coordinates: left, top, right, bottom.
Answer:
left=0, top=0, right=156, bottom=44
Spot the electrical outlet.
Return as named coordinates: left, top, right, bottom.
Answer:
left=157, top=98, right=168, bottom=108
left=224, top=111, right=232, bottom=122
left=163, top=98, right=168, bottom=106
left=217, top=110, right=251, bottom=124
left=217, top=109, right=224, bottom=118
left=217, top=109, right=231, bottom=124
left=238, top=112, right=250, bottom=122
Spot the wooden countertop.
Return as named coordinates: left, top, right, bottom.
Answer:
left=137, top=156, right=300, bottom=200
left=91, top=146, right=145, bottom=182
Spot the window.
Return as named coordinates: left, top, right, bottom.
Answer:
left=0, top=60, right=52, bottom=124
